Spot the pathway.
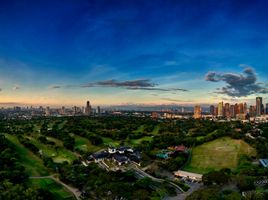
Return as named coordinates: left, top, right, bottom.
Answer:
left=30, top=175, right=81, bottom=200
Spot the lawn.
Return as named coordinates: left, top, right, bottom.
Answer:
left=184, top=137, right=256, bottom=174
left=25, top=135, right=77, bottom=163
left=29, top=178, right=75, bottom=200
left=5, top=134, right=49, bottom=176
left=130, top=136, right=153, bottom=145
left=151, top=125, right=160, bottom=135
left=74, top=135, right=102, bottom=152
left=135, top=125, right=145, bottom=133
left=102, top=136, right=121, bottom=147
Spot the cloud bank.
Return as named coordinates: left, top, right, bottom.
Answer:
left=50, top=79, right=188, bottom=92
left=205, top=67, right=268, bottom=97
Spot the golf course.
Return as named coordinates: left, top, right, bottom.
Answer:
left=184, top=137, right=256, bottom=174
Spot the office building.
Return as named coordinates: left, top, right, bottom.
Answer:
left=256, top=97, right=262, bottom=116
left=218, top=102, right=224, bottom=117
left=85, top=100, right=92, bottom=115
left=209, top=105, right=215, bottom=115
left=194, top=105, right=202, bottom=119
left=230, top=105, right=235, bottom=118
left=224, top=103, right=230, bottom=118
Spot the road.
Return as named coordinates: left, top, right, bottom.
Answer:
left=30, top=175, right=81, bottom=200
left=131, top=165, right=184, bottom=193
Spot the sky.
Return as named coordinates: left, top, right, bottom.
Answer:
left=0, top=0, right=268, bottom=107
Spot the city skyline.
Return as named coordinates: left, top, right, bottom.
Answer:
left=1, top=0, right=268, bottom=106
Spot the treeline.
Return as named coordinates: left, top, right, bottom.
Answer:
left=59, top=163, right=176, bottom=199
left=0, top=134, right=55, bottom=200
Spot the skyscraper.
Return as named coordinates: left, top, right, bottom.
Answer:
left=85, top=100, right=92, bottom=115
left=238, top=103, right=244, bottom=114
left=266, top=103, right=268, bottom=115
left=234, top=103, right=239, bottom=116
left=230, top=105, right=235, bottom=118
left=209, top=105, right=215, bottom=115
left=218, top=102, right=224, bottom=117
left=249, top=105, right=256, bottom=117
left=194, top=105, right=202, bottom=119
left=256, top=97, right=262, bottom=116
left=224, top=103, right=230, bottom=117
left=243, top=103, right=247, bottom=114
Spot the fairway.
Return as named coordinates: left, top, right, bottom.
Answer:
left=74, top=135, right=102, bottom=152
left=29, top=179, right=75, bottom=200
left=184, top=137, right=256, bottom=174
left=5, top=134, right=49, bottom=176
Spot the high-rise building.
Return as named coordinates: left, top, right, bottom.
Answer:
left=209, top=105, right=215, bottom=115
left=214, top=106, right=218, bottom=116
left=45, top=106, right=50, bottom=116
left=97, top=106, right=101, bottom=114
left=230, top=105, right=235, bottom=118
left=218, top=102, right=224, bottom=117
left=243, top=103, right=247, bottom=114
left=249, top=105, right=256, bottom=117
left=256, top=97, right=262, bottom=116
left=238, top=103, right=244, bottom=114
left=234, top=103, right=239, bottom=116
left=85, top=100, right=92, bottom=115
left=266, top=103, right=268, bottom=115
left=224, top=103, right=230, bottom=118
left=194, top=105, right=202, bottom=119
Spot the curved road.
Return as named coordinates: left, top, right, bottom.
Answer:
left=30, top=175, right=81, bottom=200
left=132, top=165, right=184, bottom=193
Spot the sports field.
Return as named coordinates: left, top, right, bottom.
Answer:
left=184, top=137, right=256, bottom=174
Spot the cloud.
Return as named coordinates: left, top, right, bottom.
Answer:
left=0, top=88, right=2, bottom=92
left=205, top=67, right=268, bottom=97
left=50, top=79, right=188, bottom=92
left=13, top=85, right=20, bottom=90
left=48, top=85, right=61, bottom=89
left=81, top=79, right=155, bottom=88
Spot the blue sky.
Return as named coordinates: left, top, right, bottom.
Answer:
left=0, top=0, right=268, bottom=106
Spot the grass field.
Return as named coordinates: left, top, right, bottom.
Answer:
left=102, top=136, right=121, bottom=147
left=25, top=135, right=77, bottom=163
left=74, top=135, right=102, bottom=152
left=130, top=136, right=153, bottom=145
left=184, top=137, right=256, bottom=174
left=5, top=134, right=49, bottom=176
left=29, top=179, right=75, bottom=200
left=151, top=125, right=160, bottom=135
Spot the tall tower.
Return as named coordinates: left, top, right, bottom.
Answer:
left=85, top=100, right=92, bottom=115
left=209, top=105, right=215, bottom=115
left=243, top=103, right=247, bottom=114
left=194, top=105, right=202, bottom=119
left=256, top=97, right=262, bottom=116
left=224, top=103, right=230, bottom=118
left=218, top=102, right=224, bottom=117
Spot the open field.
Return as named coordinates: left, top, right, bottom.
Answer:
left=29, top=178, right=75, bottom=200
left=102, top=136, right=121, bottom=147
left=184, top=137, right=256, bottom=174
left=74, top=135, right=102, bottom=152
left=5, top=134, right=49, bottom=176
left=151, top=125, right=160, bottom=135
left=130, top=136, right=153, bottom=145
left=26, top=135, right=77, bottom=163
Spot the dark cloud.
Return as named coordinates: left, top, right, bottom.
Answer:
left=51, top=79, right=188, bottom=92
left=82, top=79, right=155, bottom=88
left=0, top=88, right=2, bottom=92
left=205, top=67, right=268, bottom=97
left=49, top=85, right=61, bottom=89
